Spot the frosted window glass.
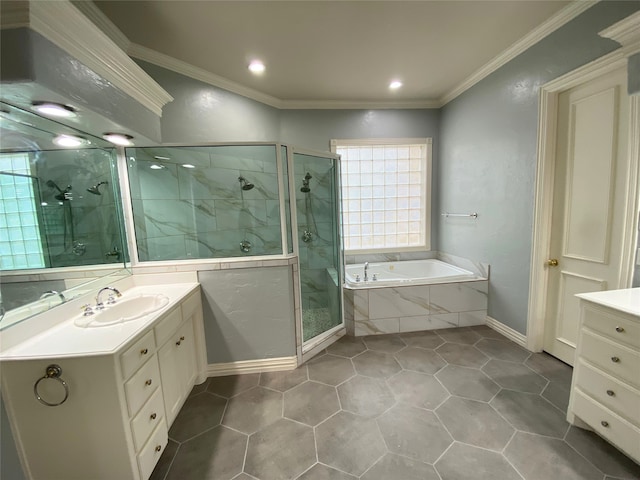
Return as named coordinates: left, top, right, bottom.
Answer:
left=336, top=141, right=428, bottom=252
left=0, top=154, right=45, bottom=270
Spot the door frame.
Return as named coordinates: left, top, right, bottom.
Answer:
left=527, top=49, right=640, bottom=352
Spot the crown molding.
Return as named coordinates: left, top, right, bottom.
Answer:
left=438, top=0, right=597, bottom=106
left=282, top=99, right=441, bottom=110
left=128, top=43, right=284, bottom=109
left=2, top=0, right=173, bottom=117
left=71, top=0, right=131, bottom=52
left=599, top=11, right=640, bottom=57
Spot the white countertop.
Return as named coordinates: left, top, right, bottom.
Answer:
left=576, top=288, right=640, bottom=317
left=0, top=282, right=199, bottom=360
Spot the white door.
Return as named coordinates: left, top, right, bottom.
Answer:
left=543, top=67, right=630, bottom=365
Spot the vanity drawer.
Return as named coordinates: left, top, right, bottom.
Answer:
left=125, top=356, right=161, bottom=417
left=131, top=388, right=165, bottom=452
left=137, top=420, right=168, bottom=480
left=572, top=389, right=640, bottom=462
left=579, top=331, right=640, bottom=388
left=583, top=305, right=640, bottom=349
left=154, top=306, right=182, bottom=347
left=575, top=361, right=640, bottom=425
left=121, top=330, right=156, bottom=380
left=181, top=290, right=201, bottom=320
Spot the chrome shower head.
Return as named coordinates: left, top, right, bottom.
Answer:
left=87, top=181, right=108, bottom=195
left=301, top=172, right=312, bottom=193
left=238, top=176, right=254, bottom=191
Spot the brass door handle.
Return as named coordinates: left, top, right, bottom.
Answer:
left=546, top=259, right=559, bottom=267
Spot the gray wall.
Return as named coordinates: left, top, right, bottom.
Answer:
left=279, top=109, right=439, bottom=153
left=437, top=1, right=640, bottom=335
left=137, top=61, right=281, bottom=144
left=629, top=53, right=640, bottom=95
left=198, top=267, right=296, bottom=363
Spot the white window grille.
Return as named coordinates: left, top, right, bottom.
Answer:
left=331, top=138, right=431, bottom=253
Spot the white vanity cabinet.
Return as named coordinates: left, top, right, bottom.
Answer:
left=0, top=286, right=205, bottom=480
left=568, top=289, right=640, bottom=463
left=156, top=291, right=200, bottom=425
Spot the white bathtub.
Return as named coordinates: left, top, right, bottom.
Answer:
left=344, top=259, right=478, bottom=289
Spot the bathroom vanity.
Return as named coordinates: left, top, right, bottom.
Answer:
left=568, top=288, right=640, bottom=463
left=0, top=275, right=206, bottom=480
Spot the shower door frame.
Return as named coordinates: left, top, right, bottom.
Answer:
left=288, top=147, right=345, bottom=363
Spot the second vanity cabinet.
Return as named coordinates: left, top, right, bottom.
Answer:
left=568, top=290, right=640, bottom=463
left=0, top=286, right=205, bottom=480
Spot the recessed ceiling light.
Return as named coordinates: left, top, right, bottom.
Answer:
left=248, top=60, right=266, bottom=74
left=389, top=80, right=403, bottom=90
left=102, top=133, right=134, bottom=146
left=53, top=134, right=86, bottom=147
left=182, top=164, right=195, bottom=169
left=33, top=102, right=77, bottom=118
left=150, top=164, right=165, bottom=170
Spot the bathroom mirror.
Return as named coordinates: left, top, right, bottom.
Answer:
left=0, top=102, right=130, bottom=330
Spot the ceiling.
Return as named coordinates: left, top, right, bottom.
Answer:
left=94, top=1, right=574, bottom=106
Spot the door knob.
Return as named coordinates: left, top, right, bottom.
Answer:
left=546, top=259, right=559, bottom=267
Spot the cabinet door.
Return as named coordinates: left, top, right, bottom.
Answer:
left=158, top=338, right=183, bottom=425
left=158, top=319, right=198, bottom=426
left=178, top=315, right=198, bottom=389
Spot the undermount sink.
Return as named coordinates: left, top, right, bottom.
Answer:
left=74, top=294, right=170, bottom=328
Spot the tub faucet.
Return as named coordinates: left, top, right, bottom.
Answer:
left=96, top=286, right=122, bottom=309
left=364, top=262, right=369, bottom=282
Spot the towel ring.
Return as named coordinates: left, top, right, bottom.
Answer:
left=34, top=364, right=69, bottom=407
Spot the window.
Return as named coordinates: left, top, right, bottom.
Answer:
left=331, top=138, right=431, bottom=253
left=0, top=153, right=46, bottom=270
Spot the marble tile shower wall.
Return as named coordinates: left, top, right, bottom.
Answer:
left=295, top=157, right=338, bottom=309
left=34, top=150, right=121, bottom=267
left=128, top=146, right=283, bottom=260
left=344, top=280, right=488, bottom=336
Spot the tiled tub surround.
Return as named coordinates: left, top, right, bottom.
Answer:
left=345, top=279, right=488, bottom=336
left=127, top=145, right=284, bottom=261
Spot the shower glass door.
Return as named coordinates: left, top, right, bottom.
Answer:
left=292, top=150, right=343, bottom=348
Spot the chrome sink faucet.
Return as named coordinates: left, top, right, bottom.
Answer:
left=364, top=262, right=369, bottom=282
left=96, top=286, right=122, bottom=309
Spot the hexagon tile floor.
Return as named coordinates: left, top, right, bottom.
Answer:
left=150, top=325, right=640, bottom=480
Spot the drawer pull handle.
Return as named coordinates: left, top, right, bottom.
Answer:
left=601, top=421, right=609, bottom=427
left=150, top=412, right=157, bottom=420
left=611, top=356, right=620, bottom=363
left=155, top=445, right=162, bottom=453
left=145, top=379, right=153, bottom=386
left=141, top=348, right=148, bottom=355
left=606, top=390, right=615, bottom=397
left=615, top=326, right=625, bottom=333
left=176, top=336, right=185, bottom=346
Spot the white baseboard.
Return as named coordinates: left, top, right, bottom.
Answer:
left=206, top=356, right=298, bottom=377
left=485, top=316, right=528, bottom=348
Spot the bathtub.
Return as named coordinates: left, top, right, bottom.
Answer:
left=343, top=259, right=488, bottom=336
left=344, top=259, right=477, bottom=289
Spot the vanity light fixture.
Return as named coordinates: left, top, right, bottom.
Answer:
left=181, top=164, right=196, bottom=169
left=102, top=133, right=133, bottom=146
left=32, top=102, right=77, bottom=118
left=389, top=80, right=403, bottom=90
left=53, top=134, right=86, bottom=147
left=248, top=60, right=266, bottom=74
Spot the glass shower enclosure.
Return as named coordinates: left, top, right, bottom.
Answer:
left=290, top=149, right=343, bottom=353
